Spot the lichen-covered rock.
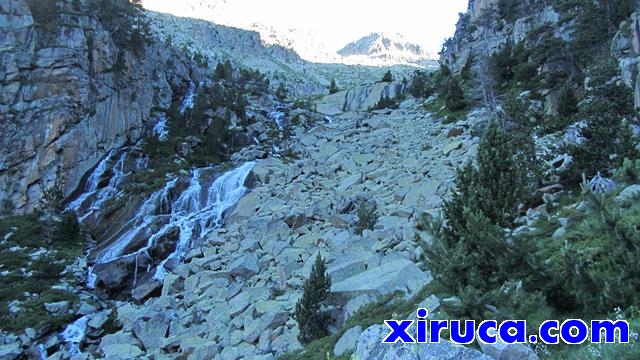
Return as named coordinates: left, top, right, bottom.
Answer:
left=352, top=325, right=493, bottom=360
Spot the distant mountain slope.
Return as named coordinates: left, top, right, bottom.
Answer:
left=337, top=32, right=436, bottom=66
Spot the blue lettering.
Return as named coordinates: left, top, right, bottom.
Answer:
left=561, top=319, right=588, bottom=344
left=591, top=320, right=630, bottom=343
left=477, top=320, right=498, bottom=344
left=416, top=309, right=429, bottom=343
left=499, top=320, right=526, bottom=344
left=429, top=320, right=448, bottom=343
left=450, top=320, right=475, bottom=344
left=382, top=320, right=415, bottom=343
left=539, top=320, right=559, bottom=344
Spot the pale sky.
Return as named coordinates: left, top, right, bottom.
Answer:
left=143, top=0, right=469, bottom=54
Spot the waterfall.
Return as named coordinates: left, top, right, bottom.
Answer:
left=89, top=161, right=256, bottom=286
left=178, top=81, right=203, bottom=114
left=152, top=115, right=169, bottom=140
left=67, top=149, right=116, bottom=214
left=60, top=315, right=90, bottom=356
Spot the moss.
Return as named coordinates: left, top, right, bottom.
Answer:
left=0, top=215, right=86, bottom=333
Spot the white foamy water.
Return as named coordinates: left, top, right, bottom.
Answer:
left=60, top=315, right=90, bottom=355
left=178, top=81, right=203, bottom=114
left=88, top=162, right=256, bottom=286
left=153, top=115, right=169, bottom=140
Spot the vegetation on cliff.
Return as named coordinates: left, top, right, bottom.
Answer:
left=413, top=0, right=640, bottom=358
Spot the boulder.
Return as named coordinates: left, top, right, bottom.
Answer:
left=0, top=342, right=21, bottom=360
left=229, top=253, right=259, bottom=279
left=337, top=173, right=363, bottom=193
left=615, top=184, right=640, bottom=206
left=334, top=326, right=362, bottom=356
left=100, top=344, right=144, bottom=359
left=132, top=313, right=171, bottom=351
left=330, top=259, right=431, bottom=301
left=443, top=140, right=464, bottom=156
left=478, top=329, right=539, bottom=360
left=353, top=325, right=492, bottom=360
left=44, top=301, right=69, bottom=316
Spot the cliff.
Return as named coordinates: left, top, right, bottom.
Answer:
left=439, top=0, right=640, bottom=110
left=0, top=0, right=203, bottom=214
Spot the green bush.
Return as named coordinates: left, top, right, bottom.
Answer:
left=294, top=254, right=332, bottom=344
left=410, top=70, right=431, bottom=98
left=564, top=68, right=638, bottom=182
left=91, top=0, right=153, bottom=52
left=214, top=60, right=233, bottom=81
left=354, top=200, right=377, bottom=235
left=420, top=121, right=534, bottom=317
left=276, top=83, right=288, bottom=101
left=381, top=70, right=393, bottom=82
left=55, top=210, right=80, bottom=242
left=557, top=85, right=578, bottom=118
left=370, top=95, right=398, bottom=111
left=329, top=79, right=338, bottom=94
left=444, top=79, right=466, bottom=112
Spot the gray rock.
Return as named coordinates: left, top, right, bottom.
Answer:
left=478, top=329, right=539, bottom=360
left=88, top=311, right=110, bottom=329
left=76, top=302, right=98, bottom=316
left=334, top=326, right=362, bottom=356
left=337, top=173, right=363, bottom=193
left=44, top=301, right=69, bottom=315
left=345, top=294, right=374, bottom=319
left=551, top=227, right=566, bottom=239
left=331, top=259, right=431, bottom=301
left=229, top=253, right=259, bottom=279
left=353, top=325, right=492, bottom=360
left=615, top=184, right=640, bottom=206
left=100, top=343, right=144, bottom=359
left=443, top=140, right=464, bottom=156
left=132, top=313, right=171, bottom=350
left=0, top=342, right=21, bottom=360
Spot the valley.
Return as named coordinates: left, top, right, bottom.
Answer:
left=2, top=0, right=640, bottom=359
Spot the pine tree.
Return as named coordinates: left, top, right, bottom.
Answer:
left=557, top=85, right=578, bottom=118
left=329, top=79, right=338, bottom=94
left=444, top=79, right=466, bottom=112
left=474, top=121, right=529, bottom=227
left=381, top=70, right=393, bottom=82
left=294, top=254, right=332, bottom=344
left=275, top=83, right=288, bottom=101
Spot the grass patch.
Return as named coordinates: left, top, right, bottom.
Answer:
left=423, top=98, right=469, bottom=124
left=0, top=214, right=86, bottom=333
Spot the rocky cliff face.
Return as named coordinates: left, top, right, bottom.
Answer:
left=0, top=0, right=203, bottom=214
left=440, top=0, right=640, bottom=109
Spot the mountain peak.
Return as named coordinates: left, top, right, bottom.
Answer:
left=337, top=32, right=429, bottom=58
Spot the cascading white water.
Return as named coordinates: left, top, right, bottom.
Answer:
left=152, top=115, right=169, bottom=140
left=60, top=315, right=90, bottom=356
left=89, top=161, right=256, bottom=286
left=178, top=81, right=203, bottom=115
left=67, top=149, right=116, bottom=214
left=153, top=161, right=256, bottom=280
